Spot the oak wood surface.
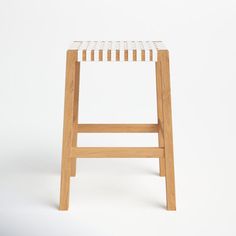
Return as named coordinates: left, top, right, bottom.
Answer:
left=71, top=147, right=164, bottom=158
left=159, top=50, right=176, bottom=210
left=70, top=62, right=80, bottom=177
left=59, top=50, right=78, bottom=210
left=75, top=124, right=160, bottom=133
left=156, top=61, right=166, bottom=176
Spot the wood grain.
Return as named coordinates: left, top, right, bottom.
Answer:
left=76, top=124, right=160, bottom=133
left=59, top=50, right=78, bottom=210
left=71, top=147, right=164, bottom=158
left=70, top=62, right=80, bottom=177
left=156, top=61, right=166, bottom=176
left=159, top=50, right=176, bottom=210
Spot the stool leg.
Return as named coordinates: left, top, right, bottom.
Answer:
left=71, top=62, right=80, bottom=177
left=59, top=50, right=78, bottom=210
left=156, top=62, right=165, bottom=176
left=159, top=51, right=176, bottom=210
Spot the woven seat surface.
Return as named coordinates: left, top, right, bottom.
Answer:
left=69, top=41, right=167, bottom=62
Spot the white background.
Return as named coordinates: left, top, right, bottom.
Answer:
left=1, top=0, right=236, bottom=235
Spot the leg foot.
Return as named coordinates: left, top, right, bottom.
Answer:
left=59, top=158, right=71, bottom=210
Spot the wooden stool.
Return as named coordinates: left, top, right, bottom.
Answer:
left=59, top=41, right=176, bottom=211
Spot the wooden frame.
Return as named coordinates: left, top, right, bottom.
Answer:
left=157, top=50, right=176, bottom=210
left=59, top=43, right=176, bottom=211
left=75, top=124, right=160, bottom=133
left=71, top=147, right=164, bottom=158
left=70, top=60, right=80, bottom=177
left=59, top=50, right=79, bottom=210
left=156, top=61, right=165, bottom=176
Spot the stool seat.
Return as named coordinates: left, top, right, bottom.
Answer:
left=69, top=41, right=166, bottom=62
